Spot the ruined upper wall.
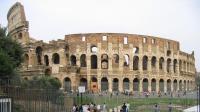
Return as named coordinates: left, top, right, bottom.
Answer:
left=64, top=33, right=179, bottom=52
left=7, top=2, right=28, bottom=33
left=7, top=2, right=29, bottom=44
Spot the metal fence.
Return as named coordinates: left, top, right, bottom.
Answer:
left=0, top=86, right=73, bottom=112
left=0, top=96, right=12, bottom=112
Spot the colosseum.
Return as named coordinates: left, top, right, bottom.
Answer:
left=6, top=2, right=196, bottom=93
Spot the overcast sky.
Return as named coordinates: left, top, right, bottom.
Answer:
left=0, top=0, right=200, bottom=71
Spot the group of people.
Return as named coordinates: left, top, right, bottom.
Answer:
left=153, top=103, right=173, bottom=112
left=72, top=102, right=107, bottom=112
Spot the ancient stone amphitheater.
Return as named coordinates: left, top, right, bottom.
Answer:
left=7, top=2, right=196, bottom=93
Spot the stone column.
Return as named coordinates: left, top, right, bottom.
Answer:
left=139, top=79, right=143, bottom=92
left=156, top=79, right=159, bottom=93
left=76, top=54, right=80, bottom=67
left=108, top=78, right=112, bottom=93
left=130, top=79, right=133, bottom=92
left=177, top=80, right=179, bottom=91
left=171, top=81, right=174, bottom=92
left=139, top=59, right=143, bottom=72
left=156, top=59, right=159, bottom=73
left=148, top=58, right=152, bottom=72
left=98, top=54, right=101, bottom=70
left=87, top=76, right=91, bottom=91
left=108, top=53, right=112, bottom=71
left=119, top=79, right=123, bottom=92
left=148, top=79, right=151, bottom=92
left=98, top=77, right=101, bottom=92
left=164, top=80, right=167, bottom=93
left=164, top=59, right=167, bottom=73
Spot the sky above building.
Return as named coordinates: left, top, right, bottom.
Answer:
left=0, top=0, right=200, bottom=71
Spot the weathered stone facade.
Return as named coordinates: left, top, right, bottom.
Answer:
left=7, top=2, right=196, bottom=93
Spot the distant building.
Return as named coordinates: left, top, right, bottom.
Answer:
left=6, top=2, right=196, bottom=93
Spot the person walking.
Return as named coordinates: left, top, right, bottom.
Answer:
left=102, top=102, right=107, bottom=112
left=122, top=103, right=127, bottom=112
left=168, top=102, right=172, bottom=112
left=154, top=104, right=160, bottom=112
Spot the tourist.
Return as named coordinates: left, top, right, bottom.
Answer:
left=154, top=104, right=160, bottom=112
left=125, top=102, right=130, bottom=112
left=72, top=104, right=76, bottom=112
left=168, top=102, right=172, bottom=112
left=79, top=105, right=83, bottom=112
left=102, top=102, right=107, bottom=112
left=121, top=103, right=127, bottom=112
left=97, top=104, right=101, bottom=111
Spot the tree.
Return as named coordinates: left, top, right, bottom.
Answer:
left=21, top=76, right=61, bottom=90
left=0, top=26, right=23, bottom=79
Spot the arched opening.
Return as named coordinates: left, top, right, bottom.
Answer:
left=80, top=54, right=86, bottom=67
left=91, top=45, right=98, bottom=53
left=151, top=56, right=156, bottom=70
left=179, top=60, right=182, bottom=71
left=80, top=78, right=87, bottom=90
left=91, top=55, right=97, bottom=69
left=44, top=55, right=49, bottom=66
left=101, top=77, right=108, bottom=91
left=91, top=77, right=98, bottom=92
left=123, top=78, right=129, bottom=91
left=159, top=57, right=164, bottom=70
left=70, top=55, right=76, bottom=66
left=133, top=78, right=139, bottom=91
left=45, top=69, right=51, bottom=76
left=64, top=77, right=71, bottom=92
left=101, top=54, right=108, bottom=69
left=112, top=54, right=119, bottom=68
left=173, top=59, right=177, bottom=73
left=184, top=80, right=186, bottom=91
left=167, top=79, right=171, bottom=92
left=167, top=50, right=171, bottom=56
left=133, top=47, right=139, bottom=54
left=18, top=32, right=23, bottom=39
left=52, top=53, right=60, bottom=64
left=173, top=79, right=177, bottom=91
left=179, top=80, right=182, bottom=91
left=190, top=81, right=193, bottom=90
left=112, top=78, right=119, bottom=92
left=24, top=54, right=29, bottom=66
left=133, top=56, right=139, bottom=70
left=36, top=46, right=42, bottom=65
left=143, top=78, right=148, bottom=92
left=151, top=79, right=156, bottom=92
left=24, top=77, right=28, bottom=80
left=123, top=54, right=129, bottom=67
left=159, top=79, right=164, bottom=92
left=167, top=58, right=171, bottom=73
left=143, top=56, right=148, bottom=70
left=187, top=80, right=190, bottom=91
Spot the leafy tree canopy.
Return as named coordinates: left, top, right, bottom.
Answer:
left=21, top=76, right=62, bottom=90
left=0, top=26, right=23, bottom=79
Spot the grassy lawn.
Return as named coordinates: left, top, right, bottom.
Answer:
left=75, top=96, right=197, bottom=112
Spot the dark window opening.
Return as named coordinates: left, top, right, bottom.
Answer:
left=80, top=54, right=86, bottom=67
left=52, top=53, right=60, bottom=64
left=36, top=46, right=43, bottom=65
left=44, top=55, right=49, bottom=66
left=70, top=55, right=76, bottom=66
left=91, top=55, right=97, bottom=69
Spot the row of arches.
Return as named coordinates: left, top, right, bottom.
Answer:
left=23, top=46, right=194, bottom=73
left=63, top=77, right=193, bottom=92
